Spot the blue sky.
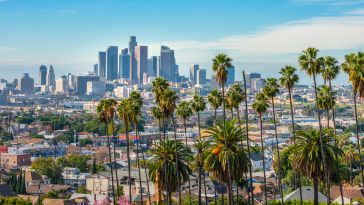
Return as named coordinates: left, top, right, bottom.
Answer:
left=1, top=0, right=364, bottom=84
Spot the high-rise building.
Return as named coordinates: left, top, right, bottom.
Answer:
left=245, top=72, right=261, bottom=88
left=134, top=46, right=148, bottom=84
left=119, top=48, right=130, bottom=79
left=190, top=64, right=199, bottom=85
left=197, top=69, right=207, bottom=85
left=18, top=73, right=34, bottom=94
left=160, top=46, right=177, bottom=82
left=46, top=65, right=56, bottom=90
left=75, top=75, right=100, bottom=95
left=211, top=74, right=219, bottom=89
left=226, top=66, right=235, bottom=86
left=129, top=36, right=137, bottom=54
left=106, top=46, right=118, bottom=81
left=55, top=75, right=68, bottom=93
left=251, top=78, right=265, bottom=91
left=39, top=65, right=47, bottom=85
left=67, top=73, right=76, bottom=91
left=93, top=64, right=98, bottom=76
left=147, top=56, right=158, bottom=76
left=98, top=52, right=106, bottom=81
left=86, top=81, right=105, bottom=96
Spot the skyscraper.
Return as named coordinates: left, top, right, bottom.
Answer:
left=160, top=46, right=176, bottom=82
left=134, top=46, right=148, bottom=84
left=197, top=69, right=207, bottom=85
left=129, top=36, right=137, bottom=54
left=106, top=46, right=118, bottom=81
left=39, top=65, right=47, bottom=85
left=93, top=64, right=98, bottom=76
left=18, top=73, right=34, bottom=93
left=226, top=66, right=235, bottom=86
left=75, top=75, right=100, bottom=95
left=147, top=56, right=158, bottom=76
left=55, top=75, right=68, bottom=93
left=119, top=48, right=130, bottom=79
left=46, top=65, right=56, bottom=89
left=190, top=64, right=199, bottom=85
left=98, top=52, right=106, bottom=81
left=245, top=72, right=261, bottom=88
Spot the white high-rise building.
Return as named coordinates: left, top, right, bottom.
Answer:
left=55, top=75, right=68, bottom=93
left=86, top=81, right=105, bottom=96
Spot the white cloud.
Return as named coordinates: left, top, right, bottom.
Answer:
left=290, top=0, right=364, bottom=6
left=147, top=12, right=364, bottom=63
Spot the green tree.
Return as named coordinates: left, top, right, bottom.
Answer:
left=208, top=88, right=223, bottom=122
left=148, top=140, right=193, bottom=205
left=31, top=157, right=63, bottom=184
left=263, top=77, right=284, bottom=203
left=97, top=98, right=118, bottom=204
left=290, top=128, right=342, bottom=205
left=317, top=86, right=336, bottom=129
left=212, top=53, right=234, bottom=205
left=252, top=92, right=269, bottom=204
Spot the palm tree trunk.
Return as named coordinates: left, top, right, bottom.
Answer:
left=271, top=97, right=284, bottom=205
left=353, top=91, right=364, bottom=186
left=243, top=70, right=254, bottom=205
left=198, top=164, right=202, bottom=205
left=288, top=88, right=303, bottom=205
left=134, top=122, right=143, bottom=205
left=329, top=80, right=344, bottom=205
left=313, top=74, right=330, bottom=205
left=111, top=121, right=120, bottom=201
left=184, top=118, right=192, bottom=204
left=197, top=111, right=207, bottom=205
left=156, top=173, right=162, bottom=205
left=171, top=114, right=182, bottom=205
left=162, top=115, right=168, bottom=204
left=214, top=108, right=217, bottom=123
left=259, top=113, right=268, bottom=205
left=235, top=107, right=243, bottom=204
left=222, top=83, right=233, bottom=205
left=106, top=121, right=116, bottom=205
left=140, top=138, right=152, bottom=204
left=125, top=122, right=132, bottom=204
left=313, top=177, right=319, bottom=205
left=326, top=107, right=330, bottom=129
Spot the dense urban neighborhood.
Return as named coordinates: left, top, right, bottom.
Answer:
left=0, top=45, right=364, bottom=205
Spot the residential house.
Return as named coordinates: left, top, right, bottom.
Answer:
left=0, top=153, right=31, bottom=169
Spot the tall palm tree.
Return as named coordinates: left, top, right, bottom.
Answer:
left=290, top=128, right=342, bottom=205
left=252, top=93, right=269, bottom=204
left=129, top=91, right=152, bottom=204
left=227, top=83, right=245, bottom=122
left=341, top=52, right=364, bottom=186
left=176, top=101, right=193, bottom=202
left=208, top=88, right=223, bottom=122
left=160, top=88, right=182, bottom=204
left=243, top=70, right=254, bottom=204
left=117, top=98, right=133, bottom=203
left=212, top=53, right=234, bottom=205
left=204, top=119, right=249, bottom=204
left=191, top=94, right=207, bottom=205
left=299, top=47, right=331, bottom=204
left=148, top=140, right=193, bottom=204
left=262, top=78, right=283, bottom=204
left=97, top=99, right=118, bottom=204
left=279, top=65, right=303, bottom=203
left=317, top=85, right=336, bottom=129
left=152, top=77, right=169, bottom=105
left=343, top=144, right=357, bottom=185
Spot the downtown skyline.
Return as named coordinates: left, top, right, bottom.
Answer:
left=1, top=0, right=364, bottom=84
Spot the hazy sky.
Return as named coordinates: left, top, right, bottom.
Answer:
left=1, top=0, right=364, bottom=84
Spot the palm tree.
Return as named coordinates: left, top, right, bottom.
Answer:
left=279, top=65, right=303, bottom=203
left=299, top=47, right=331, bottom=203
left=243, top=70, right=254, bottom=204
left=252, top=93, right=269, bottom=204
left=117, top=98, right=133, bottom=203
left=226, top=83, right=245, bottom=122
left=208, top=88, right=223, bottom=122
left=204, top=119, right=249, bottom=204
left=343, top=144, right=357, bottom=185
left=212, top=53, right=234, bottom=205
left=290, top=128, right=343, bottom=205
left=191, top=94, right=207, bottom=205
left=148, top=140, right=193, bottom=204
left=160, top=88, right=182, bottom=204
left=176, top=101, right=193, bottom=202
left=129, top=91, right=152, bottom=204
left=262, top=78, right=283, bottom=204
left=194, top=138, right=210, bottom=205
left=97, top=99, right=118, bottom=204
left=152, top=77, right=169, bottom=105
left=317, top=85, right=336, bottom=129
left=341, top=52, right=364, bottom=186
